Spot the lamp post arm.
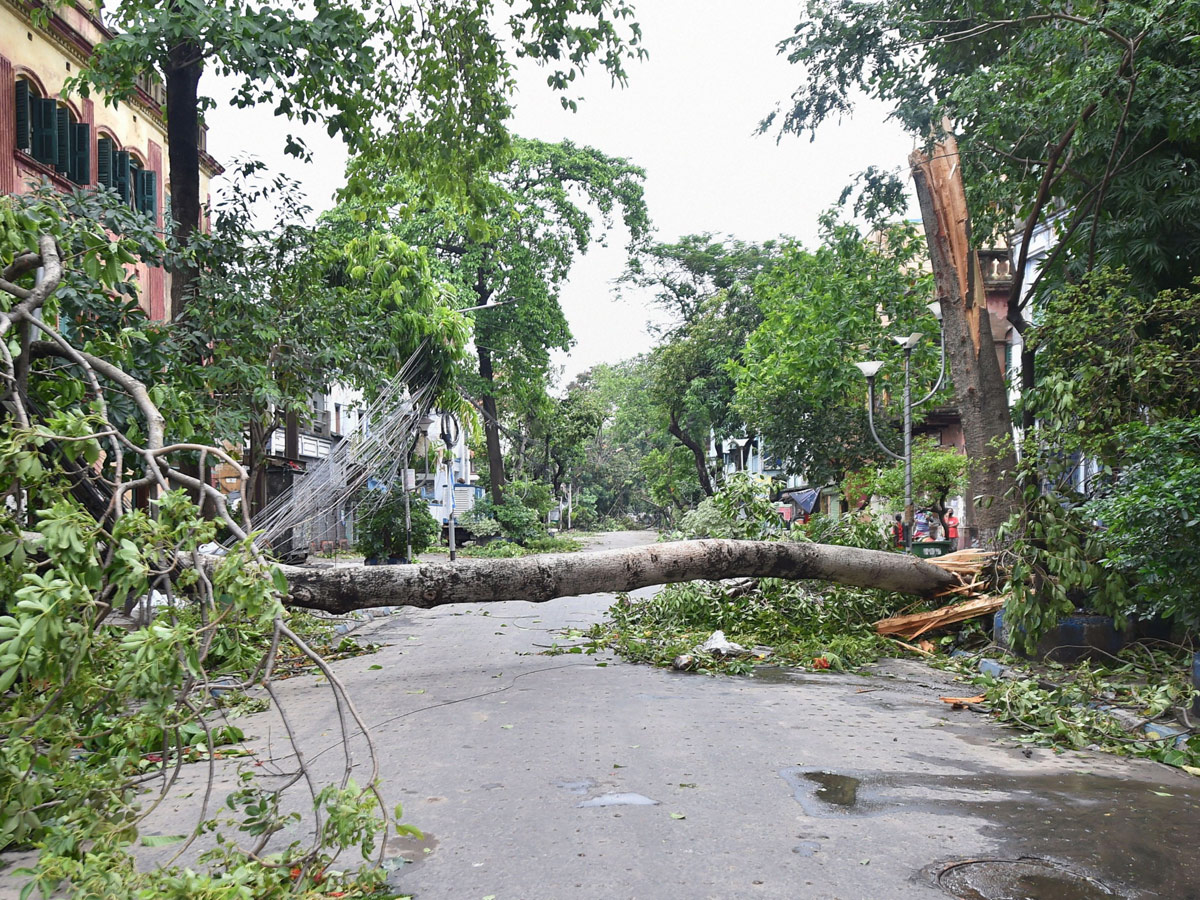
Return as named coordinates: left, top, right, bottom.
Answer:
left=914, top=325, right=947, bottom=408
left=864, top=378, right=903, bottom=461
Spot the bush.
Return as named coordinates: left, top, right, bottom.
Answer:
left=524, top=535, right=582, bottom=553
left=1086, top=417, right=1200, bottom=626
left=473, top=481, right=552, bottom=546
left=458, top=507, right=502, bottom=539
left=567, top=491, right=599, bottom=530
left=354, top=484, right=440, bottom=560
left=791, top=513, right=892, bottom=551
left=676, top=473, right=784, bottom=540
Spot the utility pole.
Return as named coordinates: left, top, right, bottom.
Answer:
left=441, top=413, right=460, bottom=561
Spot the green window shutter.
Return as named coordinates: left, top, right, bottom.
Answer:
left=137, top=169, right=158, bottom=217
left=113, top=150, right=131, bottom=203
left=1004, top=340, right=1013, bottom=376
left=14, top=80, right=31, bottom=151
left=55, top=107, right=71, bottom=174
left=70, top=123, right=90, bottom=185
left=97, top=136, right=113, bottom=188
left=31, top=98, right=58, bottom=166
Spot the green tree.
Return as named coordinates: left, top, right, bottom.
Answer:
left=1027, top=269, right=1200, bottom=460
left=69, top=0, right=645, bottom=318
left=855, top=437, right=968, bottom=536
left=768, top=0, right=1200, bottom=424
left=512, top=391, right=605, bottom=502
left=647, top=293, right=745, bottom=496
left=566, top=357, right=690, bottom=523
left=630, top=236, right=783, bottom=495
left=1085, top=418, right=1200, bottom=626
left=0, top=197, right=409, bottom=897
left=734, top=217, right=940, bottom=488
left=151, top=163, right=470, bottom=510
left=382, top=137, right=649, bottom=503
left=1001, top=271, right=1200, bottom=639
left=621, top=233, right=782, bottom=326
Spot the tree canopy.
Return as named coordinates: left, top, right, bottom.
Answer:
left=734, top=217, right=940, bottom=488
left=68, top=0, right=646, bottom=316
left=627, top=236, right=784, bottom=496
left=768, top=0, right=1200, bottom=309
left=379, top=137, right=649, bottom=502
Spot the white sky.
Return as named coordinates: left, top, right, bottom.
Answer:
left=206, top=0, right=916, bottom=385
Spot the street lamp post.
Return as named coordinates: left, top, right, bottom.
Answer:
left=856, top=302, right=946, bottom=552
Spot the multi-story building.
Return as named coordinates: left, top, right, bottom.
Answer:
left=1, top=0, right=221, bottom=320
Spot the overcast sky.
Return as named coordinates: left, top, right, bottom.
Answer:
left=206, top=1, right=916, bottom=385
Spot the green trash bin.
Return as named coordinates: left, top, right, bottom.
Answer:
left=910, top=541, right=953, bottom=558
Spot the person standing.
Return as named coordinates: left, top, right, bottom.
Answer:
left=914, top=509, right=930, bottom=541
left=945, top=507, right=960, bottom=549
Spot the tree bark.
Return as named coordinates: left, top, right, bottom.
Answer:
left=478, top=344, right=506, bottom=504
left=164, top=37, right=203, bottom=322
left=274, top=539, right=957, bottom=614
left=910, top=138, right=1018, bottom=543
left=668, top=412, right=715, bottom=496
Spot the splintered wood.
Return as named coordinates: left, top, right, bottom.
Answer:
left=874, top=549, right=1004, bottom=641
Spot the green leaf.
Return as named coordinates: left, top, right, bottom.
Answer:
left=141, top=834, right=187, bottom=847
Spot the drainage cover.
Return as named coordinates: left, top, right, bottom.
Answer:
left=938, top=857, right=1122, bottom=900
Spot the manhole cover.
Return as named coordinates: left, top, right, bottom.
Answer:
left=938, top=857, right=1122, bottom=900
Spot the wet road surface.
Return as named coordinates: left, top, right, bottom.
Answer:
left=4, top=530, right=1197, bottom=899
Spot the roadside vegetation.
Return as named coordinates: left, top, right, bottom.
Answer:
left=5, top=1, right=1200, bottom=896
left=579, top=474, right=1199, bottom=775
left=949, top=646, right=1200, bottom=771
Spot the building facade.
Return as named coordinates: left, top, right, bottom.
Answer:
left=1, top=0, right=220, bottom=320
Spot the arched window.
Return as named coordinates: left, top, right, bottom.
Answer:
left=96, top=138, right=156, bottom=214
left=15, top=77, right=91, bottom=185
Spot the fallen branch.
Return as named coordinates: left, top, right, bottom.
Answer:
left=269, top=540, right=959, bottom=614
left=874, top=595, right=1007, bottom=640
left=891, top=638, right=935, bottom=657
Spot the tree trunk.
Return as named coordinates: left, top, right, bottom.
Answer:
left=478, top=344, right=506, bottom=504
left=273, top=539, right=957, bottom=614
left=668, top=412, right=715, bottom=496
left=247, top=418, right=270, bottom=517
left=164, top=38, right=203, bottom=322
left=910, top=138, right=1018, bottom=544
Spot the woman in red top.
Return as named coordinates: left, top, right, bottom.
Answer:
left=945, top=507, right=960, bottom=548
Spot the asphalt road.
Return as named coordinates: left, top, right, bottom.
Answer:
left=4, top=530, right=1198, bottom=900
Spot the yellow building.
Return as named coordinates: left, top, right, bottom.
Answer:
left=1, top=0, right=220, bottom=320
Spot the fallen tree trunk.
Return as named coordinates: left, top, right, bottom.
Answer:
left=276, top=540, right=958, bottom=614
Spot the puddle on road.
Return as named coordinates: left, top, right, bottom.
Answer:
left=382, top=830, right=439, bottom=879
left=938, top=858, right=1120, bottom=900
left=780, top=766, right=1200, bottom=898
left=748, top=665, right=836, bottom=685
left=801, top=771, right=860, bottom=808
left=780, top=768, right=880, bottom=816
